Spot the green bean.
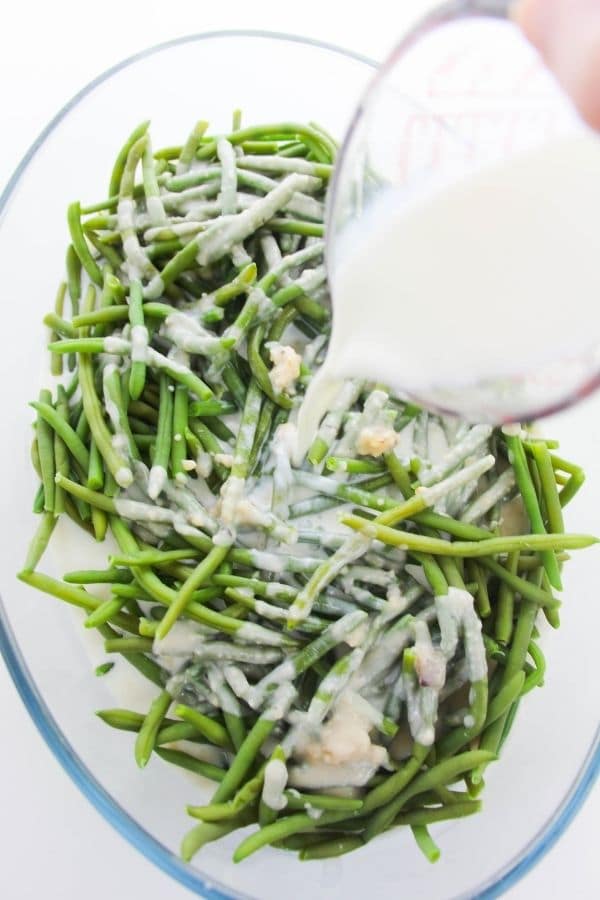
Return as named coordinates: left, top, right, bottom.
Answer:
left=298, top=835, right=366, bottom=860
left=153, top=144, right=182, bottom=161
left=44, top=312, right=76, bottom=339
left=84, top=596, right=128, bottom=629
left=72, top=302, right=171, bottom=329
left=155, top=748, right=225, bottom=782
left=559, top=470, right=585, bottom=507
left=265, top=303, right=298, bottom=346
left=210, top=716, right=277, bottom=806
left=48, top=337, right=109, bottom=355
left=468, top=560, right=491, bottom=618
left=485, top=671, right=526, bottom=724
left=52, top=391, right=70, bottom=515
left=214, top=263, right=257, bottom=307
left=178, top=120, right=209, bottom=172
left=141, top=136, right=166, bottom=225
left=91, top=508, right=108, bottom=541
left=232, top=809, right=350, bottom=863
left=495, top=551, right=520, bottom=645
left=530, top=442, right=564, bottom=535
left=170, top=384, right=189, bottom=481
left=95, top=662, right=114, bottom=677
left=471, top=577, right=543, bottom=785
left=253, top=611, right=367, bottom=701
left=342, top=516, right=595, bottom=558
left=156, top=722, right=207, bottom=745
left=148, top=374, right=173, bottom=499
left=128, top=279, right=147, bottom=400
left=64, top=568, right=133, bottom=584
left=32, top=485, right=44, bottom=515
left=36, top=390, right=56, bottom=512
left=257, top=746, right=286, bottom=828
left=204, top=415, right=235, bottom=443
left=232, top=379, right=263, bottom=480
left=189, top=754, right=269, bottom=822
left=505, top=433, right=562, bottom=589
left=182, top=811, right=256, bottom=863
left=498, top=699, right=521, bottom=753
left=65, top=243, right=82, bottom=316
left=189, top=399, right=236, bottom=418
left=49, top=282, right=67, bottom=374
left=269, top=217, right=324, bottom=236
left=247, top=325, right=293, bottom=408
left=326, top=456, right=385, bottom=475
left=129, top=399, right=159, bottom=424
left=173, top=704, right=231, bottom=749
left=411, top=825, right=441, bottom=863
left=104, top=366, right=140, bottom=461
left=30, top=400, right=90, bottom=472
left=109, top=120, right=150, bottom=197
left=249, top=398, right=275, bottom=473
left=147, top=346, right=214, bottom=401
left=134, top=690, right=172, bottom=768
left=96, top=708, right=146, bottom=732
left=436, top=679, right=488, bottom=757
left=110, top=548, right=200, bottom=567
left=87, top=438, right=104, bottom=491
left=395, top=800, right=481, bottom=827
left=105, top=637, right=154, bottom=654
left=364, top=750, right=496, bottom=840
left=522, top=640, right=546, bottom=693
left=285, top=792, right=363, bottom=813
left=156, top=544, right=230, bottom=639
left=110, top=517, right=292, bottom=643
left=22, top=512, right=57, bottom=573
left=85, top=228, right=123, bottom=269
left=103, top=642, right=164, bottom=688
left=67, top=202, right=103, bottom=285
left=78, top=299, right=133, bottom=487
left=297, top=471, right=492, bottom=541
left=478, top=557, right=558, bottom=608
left=17, top=570, right=136, bottom=634
left=203, top=122, right=335, bottom=162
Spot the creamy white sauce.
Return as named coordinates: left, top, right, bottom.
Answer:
left=162, top=312, right=220, bottom=357
left=287, top=535, right=371, bottom=623
left=415, top=454, right=495, bottom=510
left=435, top=588, right=487, bottom=683
left=289, top=693, right=388, bottom=788
left=356, top=424, right=397, bottom=457
left=145, top=194, right=167, bottom=228
left=261, top=759, right=289, bottom=811
left=267, top=343, right=302, bottom=395
left=130, top=324, right=149, bottom=364
left=419, top=425, right=492, bottom=486
left=297, top=130, right=600, bottom=451
left=461, top=467, right=516, bottom=524
left=153, top=620, right=205, bottom=673
left=103, top=336, right=131, bottom=355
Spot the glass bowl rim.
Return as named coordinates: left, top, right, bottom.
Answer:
left=0, top=26, right=598, bottom=900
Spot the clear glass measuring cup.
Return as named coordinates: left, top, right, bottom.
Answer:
left=323, top=0, right=600, bottom=425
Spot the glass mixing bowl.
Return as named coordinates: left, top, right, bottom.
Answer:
left=0, top=30, right=598, bottom=900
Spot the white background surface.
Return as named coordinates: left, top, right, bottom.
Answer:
left=0, top=1, right=597, bottom=897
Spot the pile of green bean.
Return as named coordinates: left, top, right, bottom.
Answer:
left=20, top=115, right=597, bottom=866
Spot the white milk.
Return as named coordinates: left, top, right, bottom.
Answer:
left=297, top=130, right=600, bottom=457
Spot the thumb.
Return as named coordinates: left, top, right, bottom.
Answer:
left=513, top=0, right=600, bottom=130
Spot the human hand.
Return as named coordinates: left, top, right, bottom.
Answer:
left=514, top=0, right=600, bottom=128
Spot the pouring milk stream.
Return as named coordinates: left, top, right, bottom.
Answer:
left=295, top=129, right=600, bottom=461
